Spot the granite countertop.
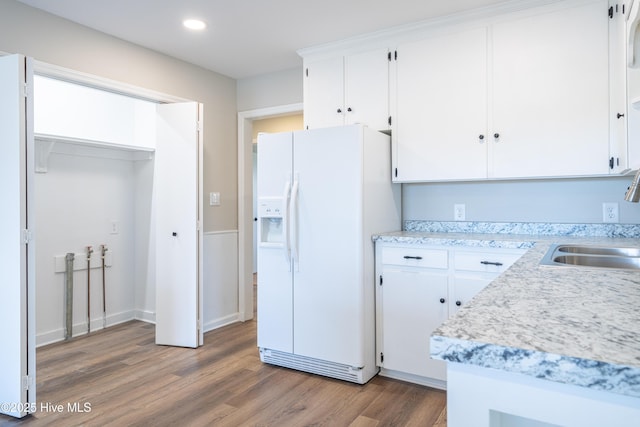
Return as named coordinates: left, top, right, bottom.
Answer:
left=374, top=221, right=640, bottom=399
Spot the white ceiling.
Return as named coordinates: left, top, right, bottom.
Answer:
left=17, top=0, right=509, bottom=79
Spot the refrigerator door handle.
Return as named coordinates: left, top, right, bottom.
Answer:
left=282, top=179, right=292, bottom=270
left=290, top=175, right=300, bottom=271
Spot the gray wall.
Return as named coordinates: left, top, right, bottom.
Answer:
left=0, top=0, right=237, bottom=232
left=237, top=67, right=303, bottom=112
left=404, top=177, right=640, bottom=224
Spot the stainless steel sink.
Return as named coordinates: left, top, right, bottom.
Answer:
left=556, top=245, right=640, bottom=257
left=540, top=244, right=640, bottom=270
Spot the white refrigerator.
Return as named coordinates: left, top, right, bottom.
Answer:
left=256, top=124, right=400, bottom=384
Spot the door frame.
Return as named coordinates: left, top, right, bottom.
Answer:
left=237, top=103, right=303, bottom=321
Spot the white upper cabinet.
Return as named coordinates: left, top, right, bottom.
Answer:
left=303, top=48, right=390, bottom=130
left=389, top=0, right=626, bottom=182
left=489, top=1, right=612, bottom=178
left=392, top=27, right=489, bottom=182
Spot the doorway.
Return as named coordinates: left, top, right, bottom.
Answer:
left=0, top=54, right=203, bottom=420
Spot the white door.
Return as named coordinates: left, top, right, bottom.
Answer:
left=155, top=102, right=203, bottom=348
left=0, top=54, right=36, bottom=418
left=303, top=56, right=344, bottom=129
left=345, top=48, right=390, bottom=130
left=490, top=0, right=610, bottom=178
left=292, top=125, right=365, bottom=366
left=381, top=269, right=448, bottom=380
left=393, top=27, right=488, bottom=182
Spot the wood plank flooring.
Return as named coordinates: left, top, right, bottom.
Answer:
left=1, top=316, right=446, bottom=426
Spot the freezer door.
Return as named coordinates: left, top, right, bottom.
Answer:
left=256, top=132, right=294, bottom=352
left=292, top=125, right=365, bottom=366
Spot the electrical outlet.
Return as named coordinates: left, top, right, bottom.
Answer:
left=602, top=202, right=619, bottom=223
left=454, top=204, right=466, bottom=221
left=109, top=220, right=119, bottom=234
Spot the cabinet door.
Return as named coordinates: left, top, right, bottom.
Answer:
left=393, top=27, right=488, bottom=182
left=381, top=269, right=448, bottom=380
left=345, top=48, right=390, bottom=130
left=491, top=0, right=610, bottom=178
left=450, top=277, right=489, bottom=316
left=303, top=56, right=344, bottom=129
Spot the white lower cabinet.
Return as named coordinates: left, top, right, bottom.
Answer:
left=375, top=241, right=526, bottom=387
left=380, top=261, right=449, bottom=382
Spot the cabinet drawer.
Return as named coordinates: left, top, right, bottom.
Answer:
left=381, top=246, right=448, bottom=269
left=454, top=250, right=523, bottom=274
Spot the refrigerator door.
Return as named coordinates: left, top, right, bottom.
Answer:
left=292, top=125, right=365, bottom=367
left=256, top=132, right=294, bottom=353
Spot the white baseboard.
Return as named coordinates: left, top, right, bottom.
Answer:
left=203, top=313, right=241, bottom=332
left=36, top=309, right=136, bottom=347
left=135, top=309, right=155, bottom=324
left=379, top=368, right=447, bottom=390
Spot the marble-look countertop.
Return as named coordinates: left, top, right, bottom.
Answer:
left=374, top=222, right=640, bottom=398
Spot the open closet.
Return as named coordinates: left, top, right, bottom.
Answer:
left=0, top=54, right=203, bottom=418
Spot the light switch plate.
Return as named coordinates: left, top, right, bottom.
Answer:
left=210, top=192, right=220, bottom=206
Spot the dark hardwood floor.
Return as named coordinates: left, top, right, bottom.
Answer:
left=1, top=296, right=446, bottom=426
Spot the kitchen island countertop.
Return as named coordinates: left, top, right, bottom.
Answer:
left=374, top=228, right=640, bottom=398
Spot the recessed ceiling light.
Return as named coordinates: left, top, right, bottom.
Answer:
left=183, top=19, right=206, bottom=30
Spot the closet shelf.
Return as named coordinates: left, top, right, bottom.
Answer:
left=35, top=133, right=154, bottom=173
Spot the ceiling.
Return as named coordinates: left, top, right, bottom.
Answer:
left=17, top=0, right=509, bottom=79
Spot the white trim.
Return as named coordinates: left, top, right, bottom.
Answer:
left=204, top=229, right=238, bottom=236
left=237, top=103, right=303, bottom=322
left=203, top=313, right=241, bottom=333
left=296, top=0, right=578, bottom=59
left=36, top=309, right=140, bottom=347
left=0, top=52, right=187, bottom=103
left=33, top=60, right=188, bottom=103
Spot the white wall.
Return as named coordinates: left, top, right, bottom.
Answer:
left=33, top=76, right=161, bottom=345
left=34, top=152, right=145, bottom=345
left=203, top=231, right=240, bottom=331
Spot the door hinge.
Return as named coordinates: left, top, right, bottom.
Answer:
left=22, top=229, right=32, bottom=244
left=379, top=275, right=383, bottom=286
left=388, top=51, right=392, bottom=61
left=394, top=167, right=398, bottom=178
left=305, top=68, right=309, bottom=77
left=196, top=121, right=202, bottom=133
left=388, top=116, right=392, bottom=126
left=608, top=3, right=625, bottom=18
left=380, top=352, right=384, bottom=363
left=22, top=375, right=34, bottom=390
left=22, top=83, right=29, bottom=98
left=394, top=50, right=398, bottom=61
